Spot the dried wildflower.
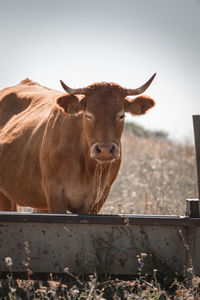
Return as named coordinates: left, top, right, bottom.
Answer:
left=48, top=280, right=60, bottom=288
left=89, top=274, right=94, bottom=281
left=10, top=287, right=16, bottom=293
left=153, top=269, right=158, bottom=273
left=124, top=217, right=130, bottom=226
left=187, top=268, right=194, bottom=273
left=176, top=289, right=183, bottom=295
left=140, top=253, right=147, bottom=258
left=64, top=267, right=69, bottom=273
left=40, top=286, right=47, bottom=292
left=5, top=256, right=13, bottom=267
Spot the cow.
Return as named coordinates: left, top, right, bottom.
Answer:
left=0, top=74, right=156, bottom=214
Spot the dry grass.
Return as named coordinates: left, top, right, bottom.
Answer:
left=2, top=254, right=200, bottom=299
left=101, top=129, right=198, bottom=216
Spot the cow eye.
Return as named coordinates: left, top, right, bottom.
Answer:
left=119, top=114, right=125, bottom=120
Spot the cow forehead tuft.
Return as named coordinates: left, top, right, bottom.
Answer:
left=87, top=82, right=124, bottom=95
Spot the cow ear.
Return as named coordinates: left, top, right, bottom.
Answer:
left=56, top=95, right=85, bottom=115
left=124, top=96, right=155, bottom=115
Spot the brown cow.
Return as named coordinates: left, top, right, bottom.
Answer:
left=0, top=74, right=156, bottom=214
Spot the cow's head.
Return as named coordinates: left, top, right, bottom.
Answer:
left=57, top=74, right=156, bottom=163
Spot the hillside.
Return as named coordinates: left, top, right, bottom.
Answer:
left=101, top=123, right=197, bottom=215
left=124, top=121, right=168, bottom=140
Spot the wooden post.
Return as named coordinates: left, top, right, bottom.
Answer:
left=193, top=115, right=200, bottom=200
left=187, top=115, right=200, bottom=218
left=186, top=199, right=200, bottom=218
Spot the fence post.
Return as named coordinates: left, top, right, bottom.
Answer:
left=193, top=115, right=200, bottom=199
left=186, top=199, right=200, bottom=218
left=186, top=115, right=200, bottom=218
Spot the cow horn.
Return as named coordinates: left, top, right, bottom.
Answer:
left=60, top=80, right=88, bottom=95
left=125, top=73, right=156, bottom=96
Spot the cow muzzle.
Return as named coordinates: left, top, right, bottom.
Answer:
left=90, top=143, right=120, bottom=162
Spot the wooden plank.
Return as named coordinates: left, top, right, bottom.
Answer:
left=193, top=115, right=200, bottom=201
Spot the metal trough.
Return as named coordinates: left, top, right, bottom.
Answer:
left=0, top=211, right=200, bottom=277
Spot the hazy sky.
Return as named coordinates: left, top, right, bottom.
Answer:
left=0, top=0, right=200, bottom=141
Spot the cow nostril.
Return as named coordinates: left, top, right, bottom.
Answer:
left=109, top=145, right=115, bottom=154
left=96, top=145, right=101, bottom=154
left=92, top=143, right=119, bottom=160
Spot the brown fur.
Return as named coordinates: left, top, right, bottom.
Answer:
left=0, top=79, right=155, bottom=213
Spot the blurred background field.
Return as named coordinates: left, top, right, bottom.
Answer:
left=101, top=122, right=198, bottom=216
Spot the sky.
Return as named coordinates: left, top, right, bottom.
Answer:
left=0, top=0, right=200, bottom=142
